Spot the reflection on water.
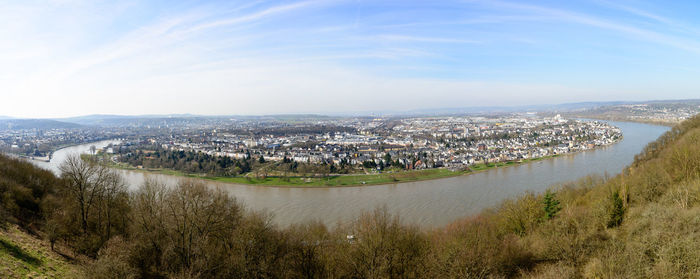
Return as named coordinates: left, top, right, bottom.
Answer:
left=29, top=121, right=669, bottom=228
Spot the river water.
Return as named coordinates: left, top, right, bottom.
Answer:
left=28, top=121, right=669, bottom=228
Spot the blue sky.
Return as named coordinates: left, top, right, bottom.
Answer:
left=2, top=0, right=700, bottom=117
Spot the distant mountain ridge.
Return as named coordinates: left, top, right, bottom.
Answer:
left=399, top=101, right=634, bottom=116
left=0, top=119, right=81, bottom=130
left=4, top=99, right=697, bottom=127
left=53, top=114, right=339, bottom=127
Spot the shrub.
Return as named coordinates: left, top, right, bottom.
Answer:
left=334, top=207, right=429, bottom=278
left=284, top=221, right=331, bottom=279
left=606, top=191, right=625, bottom=228
left=87, top=237, right=138, bottom=279
left=662, top=179, right=700, bottom=209
left=528, top=206, right=608, bottom=265
left=428, top=214, right=534, bottom=278
left=543, top=191, right=561, bottom=220
left=497, top=192, right=543, bottom=236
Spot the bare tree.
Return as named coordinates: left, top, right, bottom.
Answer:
left=131, top=178, right=244, bottom=277
left=59, top=154, right=111, bottom=233
left=100, top=170, right=129, bottom=240
left=57, top=153, right=131, bottom=256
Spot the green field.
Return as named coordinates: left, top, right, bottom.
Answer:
left=98, top=154, right=564, bottom=187
left=111, top=164, right=470, bottom=187
left=0, top=225, right=80, bottom=278
left=469, top=155, right=560, bottom=171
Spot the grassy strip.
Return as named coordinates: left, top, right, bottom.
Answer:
left=0, top=226, right=79, bottom=278
left=94, top=154, right=564, bottom=187
left=469, top=155, right=560, bottom=171
left=108, top=163, right=471, bottom=187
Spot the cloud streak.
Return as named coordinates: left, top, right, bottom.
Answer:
left=482, top=0, right=700, bottom=54
left=3, top=0, right=700, bottom=118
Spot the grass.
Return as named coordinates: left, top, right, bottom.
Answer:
left=0, top=238, right=42, bottom=267
left=113, top=164, right=472, bottom=187
left=469, top=155, right=559, bottom=171
left=99, top=154, right=563, bottom=187
left=0, top=225, right=80, bottom=278
left=211, top=168, right=470, bottom=186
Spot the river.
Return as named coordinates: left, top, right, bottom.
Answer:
left=28, top=120, right=669, bottom=228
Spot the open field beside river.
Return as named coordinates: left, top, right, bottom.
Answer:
left=96, top=154, right=560, bottom=187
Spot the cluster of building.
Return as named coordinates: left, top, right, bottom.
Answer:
left=118, top=115, right=622, bottom=170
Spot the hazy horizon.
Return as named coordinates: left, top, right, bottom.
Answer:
left=0, top=98, right=695, bottom=119
left=3, top=1, right=700, bottom=118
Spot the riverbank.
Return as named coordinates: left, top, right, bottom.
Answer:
left=101, top=161, right=470, bottom=187
left=39, top=120, right=667, bottom=228
left=65, top=137, right=617, bottom=188
left=8, top=139, right=118, bottom=164
left=97, top=154, right=567, bottom=188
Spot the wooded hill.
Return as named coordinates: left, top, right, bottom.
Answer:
left=1, top=114, right=700, bottom=278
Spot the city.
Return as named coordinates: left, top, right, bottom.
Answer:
left=1, top=113, right=621, bottom=186
left=113, top=115, right=619, bottom=174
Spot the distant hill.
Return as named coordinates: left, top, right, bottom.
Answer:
left=58, top=114, right=209, bottom=126
left=645, top=98, right=700, bottom=105
left=44, top=98, right=700, bottom=125
left=344, top=100, right=700, bottom=117
left=327, top=101, right=639, bottom=117
left=56, top=113, right=340, bottom=127
left=394, top=101, right=635, bottom=116
left=0, top=119, right=81, bottom=130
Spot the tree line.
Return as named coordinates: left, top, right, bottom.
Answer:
left=115, top=145, right=359, bottom=177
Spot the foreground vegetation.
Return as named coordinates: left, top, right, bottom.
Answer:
left=0, top=224, right=80, bottom=278
left=1, top=115, right=700, bottom=278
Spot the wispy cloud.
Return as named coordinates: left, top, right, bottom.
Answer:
left=182, top=1, right=317, bottom=34
left=593, top=0, right=700, bottom=37
left=481, top=0, right=700, bottom=54
left=3, top=0, right=700, bottom=117
left=593, top=0, right=674, bottom=25
left=374, top=35, right=482, bottom=44
left=44, top=1, right=325, bottom=81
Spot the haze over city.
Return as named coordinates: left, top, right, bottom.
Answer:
left=3, top=0, right=700, bottom=118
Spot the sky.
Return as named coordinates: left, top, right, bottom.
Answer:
left=2, top=0, right=700, bottom=118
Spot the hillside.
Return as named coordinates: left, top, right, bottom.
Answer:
left=0, top=115, right=699, bottom=278
left=0, top=225, right=81, bottom=278
left=0, top=154, right=83, bottom=278
left=565, top=100, right=700, bottom=126
left=0, top=119, right=81, bottom=130
left=509, top=113, right=700, bottom=277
